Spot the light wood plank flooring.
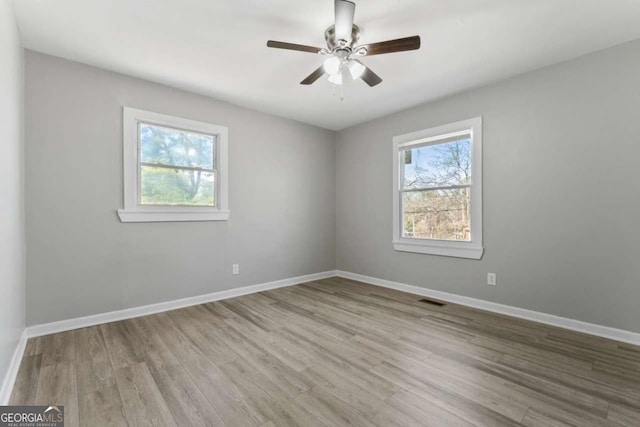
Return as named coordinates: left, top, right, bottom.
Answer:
left=10, top=277, right=640, bottom=426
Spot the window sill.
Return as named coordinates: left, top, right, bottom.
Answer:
left=117, top=209, right=230, bottom=223
left=393, top=240, right=483, bottom=260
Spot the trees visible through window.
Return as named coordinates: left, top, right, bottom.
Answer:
left=392, top=117, right=483, bottom=259
left=139, top=123, right=216, bottom=206
left=118, top=107, right=229, bottom=223
left=401, top=137, right=471, bottom=241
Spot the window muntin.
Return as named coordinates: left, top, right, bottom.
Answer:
left=138, top=123, right=216, bottom=207
left=400, top=136, right=472, bottom=241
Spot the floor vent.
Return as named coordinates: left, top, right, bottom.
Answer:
left=419, top=298, right=446, bottom=307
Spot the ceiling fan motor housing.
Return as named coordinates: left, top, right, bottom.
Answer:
left=324, top=24, right=361, bottom=53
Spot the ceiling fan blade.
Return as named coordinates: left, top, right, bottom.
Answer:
left=356, top=35, right=421, bottom=56
left=361, top=66, right=382, bottom=87
left=267, top=40, right=324, bottom=54
left=335, top=0, right=355, bottom=42
left=300, top=66, right=326, bottom=85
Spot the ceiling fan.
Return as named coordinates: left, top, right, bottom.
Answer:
left=267, top=0, right=420, bottom=88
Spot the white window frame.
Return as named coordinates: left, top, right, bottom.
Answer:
left=117, top=107, right=229, bottom=222
left=392, top=117, right=483, bottom=259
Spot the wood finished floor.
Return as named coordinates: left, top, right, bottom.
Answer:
left=10, top=277, right=640, bottom=426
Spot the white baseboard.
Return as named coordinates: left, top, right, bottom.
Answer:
left=336, top=270, right=640, bottom=346
left=0, top=329, right=28, bottom=405
left=25, top=270, right=337, bottom=339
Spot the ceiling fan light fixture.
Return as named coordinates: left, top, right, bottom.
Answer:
left=266, top=0, right=421, bottom=90
left=348, top=60, right=366, bottom=80
left=323, top=56, right=341, bottom=75
left=328, top=72, right=343, bottom=85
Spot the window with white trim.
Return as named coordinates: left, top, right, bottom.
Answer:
left=392, top=117, right=483, bottom=259
left=118, top=107, right=229, bottom=222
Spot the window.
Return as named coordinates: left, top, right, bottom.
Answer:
left=118, top=107, right=229, bottom=222
left=392, top=117, right=483, bottom=259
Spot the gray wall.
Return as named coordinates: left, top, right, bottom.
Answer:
left=25, top=51, right=335, bottom=325
left=0, top=0, right=25, bottom=396
left=24, top=40, right=640, bottom=334
left=336, top=39, right=640, bottom=333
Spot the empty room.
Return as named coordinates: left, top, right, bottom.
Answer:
left=2, top=0, right=640, bottom=425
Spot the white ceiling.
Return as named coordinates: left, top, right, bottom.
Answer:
left=13, top=0, right=640, bottom=130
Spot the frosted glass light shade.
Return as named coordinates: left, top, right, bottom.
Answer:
left=323, top=56, right=341, bottom=75
left=348, top=60, right=366, bottom=79
left=328, top=72, right=343, bottom=85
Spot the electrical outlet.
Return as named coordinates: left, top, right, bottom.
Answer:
left=487, top=273, right=497, bottom=286
left=232, top=264, right=239, bottom=275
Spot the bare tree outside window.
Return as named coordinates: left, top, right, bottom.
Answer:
left=401, top=137, right=472, bottom=241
